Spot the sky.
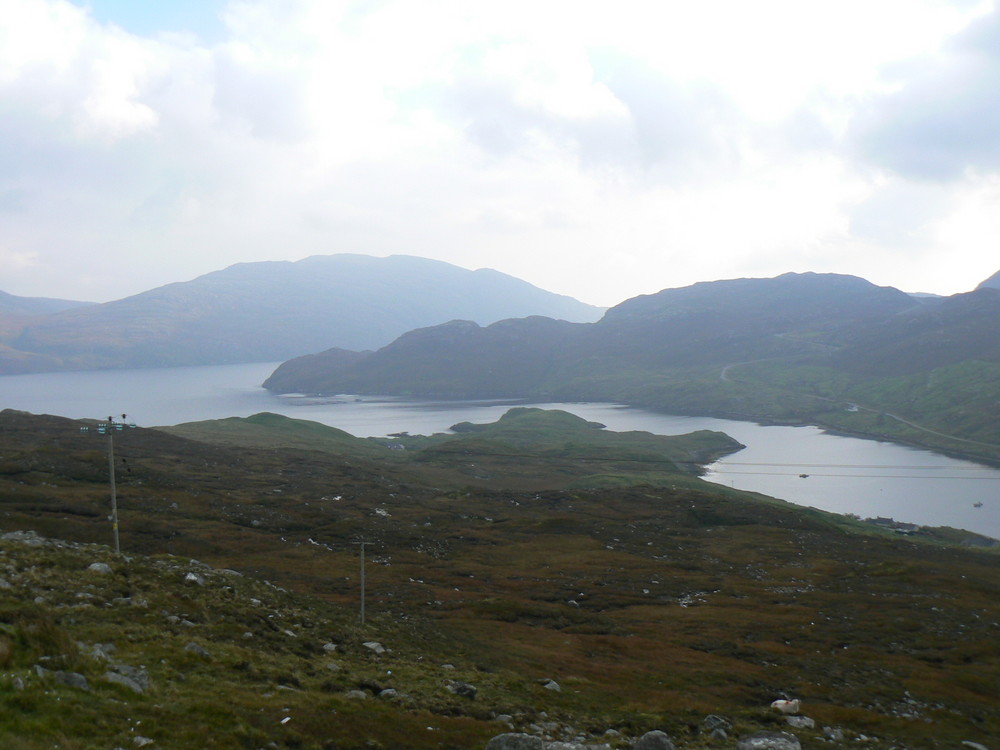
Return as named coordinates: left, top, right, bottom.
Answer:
left=1, top=1, right=1000, bottom=307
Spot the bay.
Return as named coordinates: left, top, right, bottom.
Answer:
left=1, top=361, right=998, bottom=539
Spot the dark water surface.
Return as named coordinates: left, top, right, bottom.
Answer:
left=2, top=361, right=997, bottom=538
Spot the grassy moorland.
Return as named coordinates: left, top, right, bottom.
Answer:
left=0, top=408, right=998, bottom=749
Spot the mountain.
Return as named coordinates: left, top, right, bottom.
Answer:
left=0, top=254, right=603, bottom=374
left=265, top=272, right=918, bottom=396
left=977, top=268, right=1000, bottom=289
left=0, top=290, right=92, bottom=316
left=264, top=272, right=1000, bottom=460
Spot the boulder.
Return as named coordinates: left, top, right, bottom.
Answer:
left=54, top=671, right=90, bottom=691
left=362, top=641, right=386, bottom=655
left=785, top=716, right=814, bottom=730
left=484, top=734, right=544, bottom=750
left=736, top=731, right=801, bottom=750
left=184, top=642, right=210, bottom=659
left=105, top=671, right=144, bottom=694
left=446, top=680, right=478, bottom=699
left=88, top=562, right=113, bottom=575
left=635, top=730, right=676, bottom=750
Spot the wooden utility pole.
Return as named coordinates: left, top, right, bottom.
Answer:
left=107, top=420, right=120, bottom=555
left=356, top=538, right=368, bottom=625
left=80, top=414, right=134, bottom=556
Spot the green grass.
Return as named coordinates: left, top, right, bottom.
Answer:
left=1, top=408, right=999, bottom=748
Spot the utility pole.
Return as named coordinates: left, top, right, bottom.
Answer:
left=80, top=414, right=135, bottom=555
left=355, top=538, right=369, bottom=626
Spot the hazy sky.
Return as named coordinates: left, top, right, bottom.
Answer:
left=2, top=0, right=999, bottom=306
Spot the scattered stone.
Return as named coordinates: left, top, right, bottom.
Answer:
left=822, top=727, right=844, bottom=742
left=495, top=714, right=514, bottom=727
left=785, top=716, right=814, bottom=730
left=54, top=670, right=90, bottom=691
left=133, top=736, right=154, bottom=747
left=184, top=642, right=210, bottom=659
left=542, top=679, right=561, bottom=692
left=326, top=662, right=341, bottom=671
left=736, top=731, right=801, bottom=750
left=11, top=676, right=24, bottom=690
left=635, top=730, right=676, bottom=750
left=183, top=572, right=204, bottom=586
left=961, top=743, right=989, bottom=750
left=446, top=680, right=478, bottom=699
left=484, top=733, right=544, bottom=750
left=88, top=562, right=113, bottom=575
left=703, top=715, right=731, bottom=732
left=0, top=577, right=12, bottom=589
left=105, top=671, right=144, bottom=694
left=378, top=688, right=398, bottom=699
left=441, top=663, right=456, bottom=670
left=322, top=642, right=337, bottom=652
left=362, top=641, right=386, bottom=655
left=345, top=689, right=368, bottom=700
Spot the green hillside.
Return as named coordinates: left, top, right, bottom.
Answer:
left=264, top=274, right=1000, bottom=463
left=0, top=409, right=998, bottom=748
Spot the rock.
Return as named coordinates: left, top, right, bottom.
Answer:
left=133, top=736, right=154, bottom=747
left=184, top=572, right=204, bottom=586
left=635, top=730, right=676, bottom=750
left=184, top=642, right=210, bottom=659
left=446, top=680, right=477, bottom=699
left=961, top=744, right=989, bottom=750
left=0, top=577, right=13, bottom=589
left=484, top=734, right=544, bottom=750
left=107, top=664, right=149, bottom=693
left=88, top=562, right=113, bottom=575
left=326, top=662, right=341, bottom=671
left=105, top=671, right=144, bottom=694
left=362, top=641, right=386, bottom=655
left=785, top=716, right=814, bottom=730
left=736, top=731, right=801, bottom=750
left=322, top=642, right=337, bottom=652
left=378, top=688, right=398, bottom=699
left=822, top=727, right=844, bottom=742
left=345, top=689, right=368, bottom=700
left=542, top=679, right=561, bottom=692
left=703, top=715, right=731, bottom=732
left=54, top=670, right=90, bottom=691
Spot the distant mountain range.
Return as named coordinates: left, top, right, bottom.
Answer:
left=0, top=290, right=92, bottom=317
left=265, top=269, right=1000, bottom=460
left=0, top=255, right=603, bottom=374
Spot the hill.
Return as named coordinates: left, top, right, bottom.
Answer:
left=0, top=255, right=603, bottom=374
left=977, top=268, right=1000, bottom=289
left=0, top=408, right=998, bottom=749
left=0, top=290, right=92, bottom=316
left=263, top=272, right=1000, bottom=461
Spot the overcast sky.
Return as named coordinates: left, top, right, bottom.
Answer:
left=2, top=0, right=999, bottom=306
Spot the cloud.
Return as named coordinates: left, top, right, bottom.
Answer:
left=852, top=6, right=1000, bottom=180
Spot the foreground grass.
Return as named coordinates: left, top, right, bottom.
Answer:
left=1, top=409, right=999, bottom=748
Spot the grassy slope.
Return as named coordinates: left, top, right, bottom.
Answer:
left=0, top=409, right=998, bottom=749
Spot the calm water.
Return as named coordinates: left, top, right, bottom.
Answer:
left=2, top=361, right=998, bottom=538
